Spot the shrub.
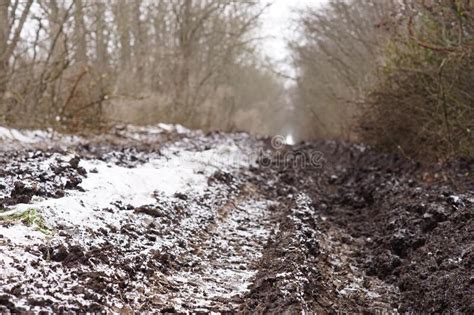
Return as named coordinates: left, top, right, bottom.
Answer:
left=360, top=1, right=474, bottom=160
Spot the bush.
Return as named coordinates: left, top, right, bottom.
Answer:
left=360, top=1, right=474, bottom=160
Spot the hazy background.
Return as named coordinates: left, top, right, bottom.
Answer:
left=260, top=0, right=327, bottom=82
left=1, top=0, right=472, bottom=159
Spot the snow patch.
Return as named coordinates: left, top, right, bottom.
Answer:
left=2, top=140, right=250, bottom=246
left=0, top=127, right=52, bottom=143
left=0, top=126, right=268, bottom=312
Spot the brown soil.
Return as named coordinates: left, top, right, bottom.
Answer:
left=1, top=133, right=472, bottom=313
left=242, top=140, right=473, bottom=313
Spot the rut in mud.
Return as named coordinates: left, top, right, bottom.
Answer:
left=0, top=125, right=472, bottom=313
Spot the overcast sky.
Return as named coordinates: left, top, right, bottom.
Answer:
left=259, top=0, right=327, bottom=80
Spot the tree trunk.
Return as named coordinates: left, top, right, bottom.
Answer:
left=74, top=0, right=88, bottom=64
left=0, top=0, right=10, bottom=97
left=174, top=0, right=192, bottom=120
left=94, top=1, right=109, bottom=87
left=48, top=0, right=67, bottom=64
left=132, top=0, right=144, bottom=86
left=114, top=0, right=131, bottom=72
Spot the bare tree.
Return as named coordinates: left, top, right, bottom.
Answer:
left=113, top=0, right=131, bottom=74
left=291, top=0, right=398, bottom=138
left=0, top=0, right=33, bottom=98
left=0, top=0, right=9, bottom=97
left=93, top=1, right=109, bottom=87
left=0, top=0, right=278, bottom=134
left=73, top=0, right=87, bottom=64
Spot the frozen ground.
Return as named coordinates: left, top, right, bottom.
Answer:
left=1, top=125, right=471, bottom=313
left=0, top=125, right=276, bottom=312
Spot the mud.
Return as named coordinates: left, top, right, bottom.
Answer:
left=0, top=151, right=87, bottom=207
left=0, top=127, right=472, bottom=313
left=251, top=140, right=473, bottom=313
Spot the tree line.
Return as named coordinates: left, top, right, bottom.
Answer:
left=0, top=0, right=285, bottom=134
left=292, top=0, right=474, bottom=159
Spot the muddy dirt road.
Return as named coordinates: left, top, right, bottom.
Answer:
left=0, top=125, right=472, bottom=313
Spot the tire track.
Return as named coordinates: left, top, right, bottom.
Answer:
left=156, top=184, right=278, bottom=312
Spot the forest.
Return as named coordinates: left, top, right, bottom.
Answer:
left=1, top=0, right=473, bottom=160
left=0, top=0, right=473, bottom=313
